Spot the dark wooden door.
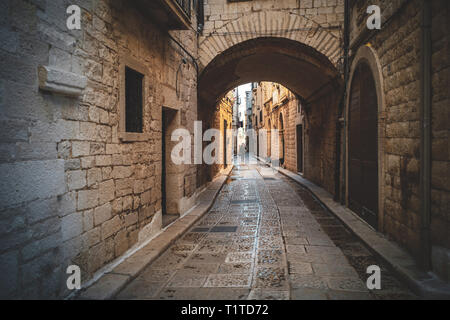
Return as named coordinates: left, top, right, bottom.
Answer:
left=348, top=62, right=379, bottom=229
left=161, top=109, right=167, bottom=215
left=297, top=125, right=303, bottom=173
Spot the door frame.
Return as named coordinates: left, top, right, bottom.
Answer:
left=161, top=106, right=182, bottom=216
left=345, top=45, right=386, bottom=232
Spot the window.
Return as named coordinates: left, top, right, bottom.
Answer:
left=125, top=67, right=144, bottom=133
left=119, top=56, right=150, bottom=142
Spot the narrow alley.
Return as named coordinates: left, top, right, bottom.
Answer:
left=116, top=160, right=415, bottom=300
left=1, top=0, right=449, bottom=302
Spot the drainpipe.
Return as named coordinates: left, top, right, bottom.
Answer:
left=335, top=0, right=350, bottom=203
left=420, top=0, right=432, bottom=271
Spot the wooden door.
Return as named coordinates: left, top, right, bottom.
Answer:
left=348, top=62, right=379, bottom=229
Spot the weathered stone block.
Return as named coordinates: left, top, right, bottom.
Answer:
left=0, top=159, right=65, bottom=209
left=101, top=215, right=122, bottom=240
left=67, top=170, right=87, bottom=191
left=99, top=179, right=115, bottom=205
left=61, top=212, right=83, bottom=241
left=94, top=202, right=112, bottom=226
left=72, top=141, right=91, bottom=157
left=77, top=189, right=99, bottom=211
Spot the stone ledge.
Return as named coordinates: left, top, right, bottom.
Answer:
left=38, top=65, right=87, bottom=97
left=76, top=165, right=233, bottom=300
left=256, top=157, right=450, bottom=300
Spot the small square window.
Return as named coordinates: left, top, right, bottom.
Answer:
left=125, top=67, right=144, bottom=133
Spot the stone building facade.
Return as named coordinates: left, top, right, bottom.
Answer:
left=252, top=82, right=304, bottom=173
left=198, top=90, right=234, bottom=185
left=0, top=0, right=448, bottom=299
left=347, top=0, right=449, bottom=281
left=0, top=0, right=201, bottom=299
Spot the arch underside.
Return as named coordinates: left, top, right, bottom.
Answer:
left=198, top=10, right=342, bottom=72
left=199, top=37, right=342, bottom=107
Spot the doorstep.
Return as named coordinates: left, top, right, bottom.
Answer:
left=76, top=165, right=234, bottom=300
left=257, top=157, right=450, bottom=299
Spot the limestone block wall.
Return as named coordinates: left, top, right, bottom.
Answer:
left=0, top=0, right=199, bottom=298
left=284, top=94, right=303, bottom=173
left=209, top=95, right=234, bottom=179
left=304, top=86, right=340, bottom=195
left=199, top=0, right=345, bottom=71
left=349, top=0, right=449, bottom=275
left=429, top=0, right=449, bottom=281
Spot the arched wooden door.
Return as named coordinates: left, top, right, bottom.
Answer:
left=348, top=62, right=379, bottom=229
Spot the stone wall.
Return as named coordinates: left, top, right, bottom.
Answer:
left=349, top=0, right=449, bottom=279
left=304, top=86, right=340, bottom=194
left=210, top=94, right=234, bottom=179
left=197, top=92, right=234, bottom=186
left=0, top=0, right=199, bottom=298
left=430, top=0, right=449, bottom=281
left=199, top=0, right=344, bottom=71
left=251, top=82, right=306, bottom=178
left=285, top=93, right=304, bottom=173
left=350, top=0, right=422, bottom=260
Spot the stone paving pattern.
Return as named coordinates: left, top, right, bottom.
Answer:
left=116, top=163, right=416, bottom=300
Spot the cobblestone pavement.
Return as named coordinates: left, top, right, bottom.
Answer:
left=116, top=161, right=417, bottom=300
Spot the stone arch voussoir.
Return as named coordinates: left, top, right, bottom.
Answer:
left=198, top=10, right=342, bottom=72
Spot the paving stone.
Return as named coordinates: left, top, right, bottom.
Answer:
left=80, top=274, right=130, bottom=300
left=289, top=274, right=329, bottom=290
left=217, top=262, right=253, bottom=274
left=139, top=269, right=175, bottom=283
left=225, top=252, right=254, bottom=263
left=290, top=287, right=328, bottom=300
left=312, top=263, right=359, bottom=277
left=205, top=288, right=250, bottom=300
left=327, top=290, right=374, bottom=300
left=167, top=274, right=208, bottom=288
left=179, top=262, right=220, bottom=276
left=116, top=280, right=164, bottom=300
left=248, top=289, right=289, bottom=300
left=156, top=288, right=213, bottom=300
left=326, top=277, right=368, bottom=292
left=288, top=262, right=313, bottom=275
left=257, top=250, right=284, bottom=266
left=115, top=161, right=416, bottom=300
left=189, top=252, right=227, bottom=264
left=254, top=267, right=288, bottom=289
left=150, top=252, right=190, bottom=270
left=204, top=274, right=252, bottom=288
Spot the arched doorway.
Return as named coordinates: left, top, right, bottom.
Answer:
left=348, top=61, right=379, bottom=229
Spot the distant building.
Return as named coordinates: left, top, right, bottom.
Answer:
left=252, top=82, right=304, bottom=172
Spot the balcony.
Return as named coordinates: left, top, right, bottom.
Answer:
left=135, top=0, right=192, bottom=30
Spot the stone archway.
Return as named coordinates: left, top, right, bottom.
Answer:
left=198, top=10, right=343, bottom=72
left=198, top=36, right=343, bottom=195
left=198, top=37, right=341, bottom=108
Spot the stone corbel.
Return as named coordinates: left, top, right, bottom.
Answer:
left=38, top=65, right=87, bottom=97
